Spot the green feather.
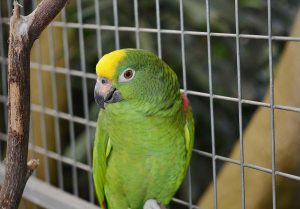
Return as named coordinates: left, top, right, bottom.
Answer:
left=105, top=138, right=112, bottom=158
left=185, top=122, right=190, bottom=151
left=93, top=111, right=110, bottom=209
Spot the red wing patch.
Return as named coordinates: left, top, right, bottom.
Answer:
left=182, top=94, right=189, bottom=112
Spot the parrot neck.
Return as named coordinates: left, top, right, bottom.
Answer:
left=106, top=97, right=183, bottom=117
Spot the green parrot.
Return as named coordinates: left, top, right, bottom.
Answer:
left=93, top=49, right=194, bottom=209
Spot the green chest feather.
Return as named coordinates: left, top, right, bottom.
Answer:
left=93, top=100, right=193, bottom=209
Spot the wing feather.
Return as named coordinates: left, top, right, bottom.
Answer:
left=93, top=111, right=111, bottom=209
left=184, top=106, right=195, bottom=168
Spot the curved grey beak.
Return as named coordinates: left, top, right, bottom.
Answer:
left=94, top=77, right=122, bottom=109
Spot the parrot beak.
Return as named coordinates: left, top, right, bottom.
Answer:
left=94, top=77, right=122, bottom=109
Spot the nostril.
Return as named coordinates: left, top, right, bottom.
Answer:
left=97, top=77, right=111, bottom=85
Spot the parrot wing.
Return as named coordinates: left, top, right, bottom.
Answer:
left=93, top=111, right=111, bottom=209
left=184, top=106, right=195, bottom=169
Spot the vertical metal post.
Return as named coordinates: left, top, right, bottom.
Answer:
left=33, top=5, right=51, bottom=184
left=47, top=24, right=64, bottom=189
left=155, top=0, right=162, bottom=58
left=61, top=6, right=79, bottom=197
left=113, top=0, right=120, bottom=49
left=76, top=0, right=95, bottom=202
left=234, top=1, right=245, bottom=209
left=134, top=0, right=140, bottom=49
left=205, top=0, right=218, bottom=208
left=95, top=0, right=103, bottom=57
left=267, top=0, right=277, bottom=208
left=179, top=1, right=192, bottom=208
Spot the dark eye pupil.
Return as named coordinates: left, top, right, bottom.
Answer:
left=124, top=70, right=133, bottom=79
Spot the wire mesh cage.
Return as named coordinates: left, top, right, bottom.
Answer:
left=0, top=0, right=300, bottom=209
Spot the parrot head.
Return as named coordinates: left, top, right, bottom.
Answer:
left=94, top=49, right=180, bottom=112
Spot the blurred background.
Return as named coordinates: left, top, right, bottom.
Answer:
left=0, top=0, right=300, bottom=208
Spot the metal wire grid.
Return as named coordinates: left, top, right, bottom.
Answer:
left=0, top=0, right=299, bottom=209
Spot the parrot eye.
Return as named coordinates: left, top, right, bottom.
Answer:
left=119, top=68, right=135, bottom=82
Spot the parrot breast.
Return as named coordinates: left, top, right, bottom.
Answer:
left=101, top=101, right=188, bottom=209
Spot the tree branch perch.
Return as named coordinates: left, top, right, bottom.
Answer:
left=0, top=0, right=67, bottom=208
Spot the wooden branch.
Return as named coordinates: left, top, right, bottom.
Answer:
left=0, top=1, right=67, bottom=208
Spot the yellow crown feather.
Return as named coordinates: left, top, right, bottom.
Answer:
left=96, top=49, right=126, bottom=80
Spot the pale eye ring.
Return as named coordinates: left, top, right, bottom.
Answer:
left=119, top=68, right=135, bottom=82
